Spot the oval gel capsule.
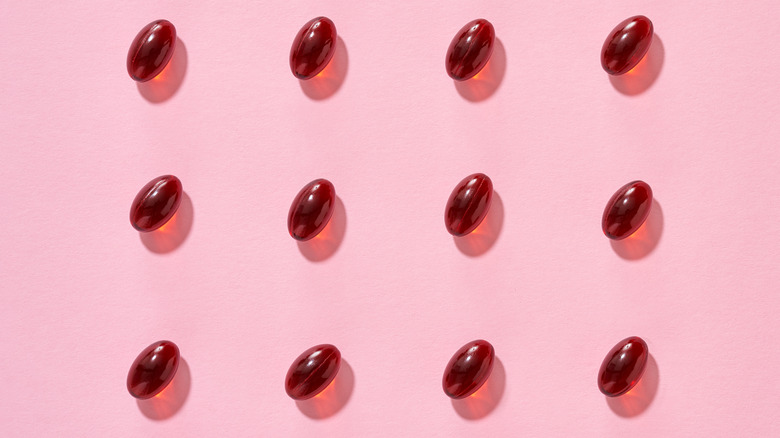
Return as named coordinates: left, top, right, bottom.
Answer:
left=598, top=336, right=648, bottom=397
left=442, top=339, right=495, bottom=399
left=602, top=180, right=652, bottom=240
left=446, top=19, right=495, bottom=81
left=285, top=344, right=342, bottom=400
left=127, top=19, right=177, bottom=82
left=290, top=17, right=337, bottom=79
left=127, top=340, right=180, bottom=399
left=130, top=175, right=183, bottom=232
left=601, top=16, right=654, bottom=75
left=445, top=173, right=493, bottom=236
left=288, top=178, right=335, bottom=241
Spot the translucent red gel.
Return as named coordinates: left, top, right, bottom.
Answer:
left=127, top=20, right=177, bottom=82
left=288, top=178, right=335, bottom=241
left=445, top=173, right=493, bottom=236
left=285, top=344, right=342, bottom=400
left=598, top=336, right=648, bottom=397
left=602, top=180, right=653, bottom=240
left=442, top=339, right=495, bottom=399
left=446, top=19, right=495, bottom=81
left=290, top=17, right=337, bottom=80
left=127, top=340, right=180, bottom=399
left=601, top=16, right=654, bottom=75
left=130, top=175, right=183, bottom=232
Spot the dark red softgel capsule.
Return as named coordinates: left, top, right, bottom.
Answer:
left=288, top=178, right=335, bottom=241
left=127, top=340, right=180, bottom=399
left=446, top=19, right=495, bottom=81
left=598, top=336, right=648, bottom=397
left=290, top=17, right=337, bottom=80
left=443, top=339, right=495, bottom=399
left=445, top=173, right=493, bottom=236
left=601, top=15, right=654, bottom=75
left=130, top=175, right=183, bottom=232
left=602, top=180, right=652, bottom=240
left=127, top=20, right=177, bottom=82
left=285, top=344, right=341, bottom=400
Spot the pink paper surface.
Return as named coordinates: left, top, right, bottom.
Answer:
left=2, top=1, right=779, bottom=436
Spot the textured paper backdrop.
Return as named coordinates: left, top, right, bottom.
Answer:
left=1, top=1, right=779, bottom=436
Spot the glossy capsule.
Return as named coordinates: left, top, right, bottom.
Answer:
left=290, top=17, right=337, bottom=80
left=446, top=19, right=495, bottom=81
left=601, top=15, right=654, bottom=75
left=288, top=178, right=335, bottom=241
left=602, top=180, right=653, bottom=240
left=442, top=339, right=495, bottom=399
left=445, top=173, right=493, bottom=236
left=130, top=175, right=183, bottom=232
left=285, top=344, right=341, bottom=400
left=127, top=340, right=180, bottom=399
left=127, top=20, right=177, bottom=82
left=598, top=336, right=648, bottom=397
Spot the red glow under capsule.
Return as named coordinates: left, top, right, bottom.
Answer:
left=285, top=344, right=341, bottom=400
left=290, top=17, right=337, bottom=80
left=443, top=339, right=495, bottom=399
left=130, top=175, right=183, bottom=232
left=601, top=16, right=654, bottom=75
left=127, top=340, right=180, bottom=399
left=602, top=180, right=652, bottom=240
left=446, top=19, right=495, bottom=81
left=288, top=178, right=335, bottom=241
left=598, top=336, right=648, bottom=397
left=445, top=173, right=493, bottom=236
left=127, top=20, right=177, bottom=82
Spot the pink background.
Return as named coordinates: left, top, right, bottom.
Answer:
left=2, top=1, right=779, bottom=436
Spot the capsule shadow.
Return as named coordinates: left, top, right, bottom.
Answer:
left=296, top=359, right=354, bottom=419
left=607, top=354, right=659, bottom=417
left=455, top=191, right=504, bottom=257
left=610, top=198, right=663, bottom=260
left=137, top=37, right=188, bottom=103
left=455, top=37, right=506, bottom=102
left=297, top=196, right=346, bottom=262
left=609, top=34, right=664, bottom=96
left=451, top=356, right=506, bottom=420
left=140, top=192, right=194, bottom=254
left=136, top=357, right=191, bottom=420
left=300, top=36, right=348, bottom=100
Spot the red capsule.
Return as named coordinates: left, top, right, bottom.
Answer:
left=602, top=180, right=652, bottom=240
left=442, top=339, right=495, bottom=399
left=445, top=173, right=493, bottom=236
left=446, top=19, right=495, bottom=81
left=598, top=336, right=648, bottom=397
left=285, top=344, right=341, bottom=400
left=601, top=16, right=654, bottom=75
left=290, top=17, right=337, bottom=80
left=127, top=20, right=177, bottom=82
left=127, top=340, right=180, bottom=399
left=130, top=175, right=183, bottom=232
left=288, top=178, right=335, bottom=241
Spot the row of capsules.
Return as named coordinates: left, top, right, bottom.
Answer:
left=126, top=16, right=657, bottom=405
left=128, top=338, right=649, bottom=401
left=127, top=15, right=654, bottom=82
